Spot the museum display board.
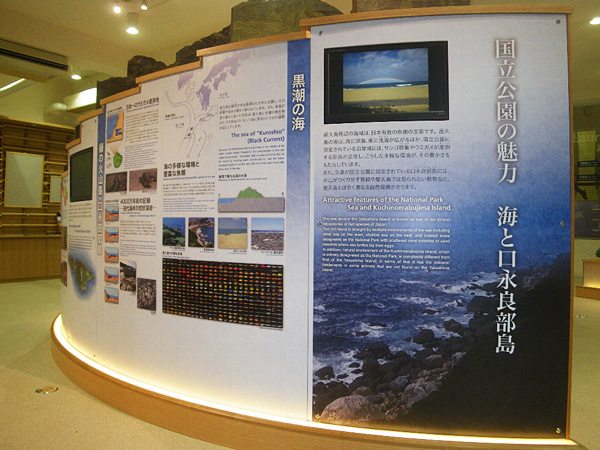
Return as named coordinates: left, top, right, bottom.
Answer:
left=58, top=6, right=574, bottom=446
left=309, top=11, right=572, bottom=438
left=62, top=38, right=312, bottom=418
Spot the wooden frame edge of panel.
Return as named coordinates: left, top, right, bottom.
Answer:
left=197, top=31, right=310, bottom=58
left=299, top=5, right=574, bottom=28
left=77, top=107, right=104, bottom=124
left=99, top=86, right=142, bottom=106
left=566, top=12, right=574, bottom=439
left=66, top=138, right=82, bottom=151
left=0, top=234, right=60, bottom=239
left=51, top=316, right=582, bottom=450
left=136, top=60, right=203, bottom=85
left=0, top=274, right=59, bottom=282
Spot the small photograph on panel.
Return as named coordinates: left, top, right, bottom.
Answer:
left=342, top=47, right=430, bottom=114
left=104, top=227, right=119, bottom=243
left=61, top=261, right=68, bottom=287
left=218, top=217, right=247, bottom=250
left=106, top=111, right=124, bottom=143
left=188, top=217, right=215, bottom=248
left=120, top=260, right=136, bottom=292
left=105, top=205, right=119, bottom=221
left=61, top=226, right=68, bottom=250
left=106, top=172, right=128, bottom=193
left=218, top=187, right=285, bottom=213
left=137, top=278, right=156, bottom=311
left=129, top=168, right=158, bottom=192
left=104, top=267, right=119, bottom=284
left=106, top=111, right=124, bottom=168
left=163, top=217, right=186, bottom=246
left=67, top=252, right=95, bottom=298
left=104, top=286, right=119, bottom=304
left=324, top=41, right=449, bottom=124
left=251, top=218, right=284, bottom=252
left=104, top=247, right=119, bottom=264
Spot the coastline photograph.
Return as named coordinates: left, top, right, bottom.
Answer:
left=163, top=217, right=186, bottom=247
left=312, top=253, right=571, bottom=436
left=343, top=84, right=429, bottom=114
left=218, top=217, right=247, bottom=250
left=251, top=217, right=284, bottom=252
left=343, top=47, right=429, bottom=115
left=188, top=217, right=215, bottom=248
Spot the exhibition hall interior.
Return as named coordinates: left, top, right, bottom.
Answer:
left=1, top=1, right=600, bottom=449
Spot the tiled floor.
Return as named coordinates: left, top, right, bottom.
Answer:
left=0, top=278, right=598, bottom=449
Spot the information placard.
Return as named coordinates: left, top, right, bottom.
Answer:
left=310, top=13, right=571, bottom=438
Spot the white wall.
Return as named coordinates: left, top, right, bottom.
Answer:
left=0, top=77, right=74, bottom=126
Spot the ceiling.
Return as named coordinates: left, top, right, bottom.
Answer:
left=0, top=0, right=598, bottom=121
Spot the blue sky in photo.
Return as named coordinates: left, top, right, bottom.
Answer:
left=343, top=48, right=429, bottom=86
left=219, top=217, right=247, bottom=231
left=252, top=217, right=284, bottom=232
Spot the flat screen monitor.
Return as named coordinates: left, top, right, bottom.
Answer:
left=70, top=147, right=93, bottom=202
left=324, top=41, right=449, bottom=124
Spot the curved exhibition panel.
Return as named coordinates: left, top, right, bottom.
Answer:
left=55, top=6, right=578, bottom=449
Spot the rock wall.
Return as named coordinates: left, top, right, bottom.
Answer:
left=96, top=26, right=231, bottom=105
left=230, top=0, right=342, bottom=42
left=354, top=0, right=470, bottom=12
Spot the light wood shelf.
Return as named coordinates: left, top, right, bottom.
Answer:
left=0, top=116, right=72, bottom=280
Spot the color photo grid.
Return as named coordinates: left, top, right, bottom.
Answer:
left=162, top=259, right=283, bottom=328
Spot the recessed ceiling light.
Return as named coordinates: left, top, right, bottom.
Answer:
left=141, top=0, right=148, bottom=11
left=591, top=17, right=600, bottom=25
left=126, top=13, right=139, bottom=34
left=71, top=74, right=82, bottom=80
left=113, top=1, right=121, bottom=14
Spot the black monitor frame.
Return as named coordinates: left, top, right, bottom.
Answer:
left=324, top=41, right=449, bottom=124
left=69, top=146, right=94, bottom=203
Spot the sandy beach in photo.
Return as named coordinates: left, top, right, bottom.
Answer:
left=344, top=84, right=429, bottom=112
left=218, top=233, right=247, bottom=250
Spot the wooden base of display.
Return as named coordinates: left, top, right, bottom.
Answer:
left=51, top=316, right=581, bottom=450
left=575, top=285, right=600, bottom=300
left=576, top=260, right=600, bottom=300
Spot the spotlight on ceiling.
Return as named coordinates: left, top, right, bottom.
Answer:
left=113, top=1, right=122, bottom=14
left=70, top=65, right=82, bottom=80
left=126, top=13, right=139, bottom=34
left=141, top=0, right=148, bottom=11
left=591, top=17, right=600, bottom=25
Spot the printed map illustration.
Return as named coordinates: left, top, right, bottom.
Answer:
left=68, top=254, right=95, bottom=297
left=165, top=54, right=247, bottom=159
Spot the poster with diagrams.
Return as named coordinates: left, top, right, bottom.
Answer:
left=142, top=43, right=295, bottom=328
left=310, top=13, right=571, bottom=437
left=60, top=10, right=574, bottom=438
left=62, top=38, right=312, bottom=420
left=100, top=90, right=161, bottom=310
